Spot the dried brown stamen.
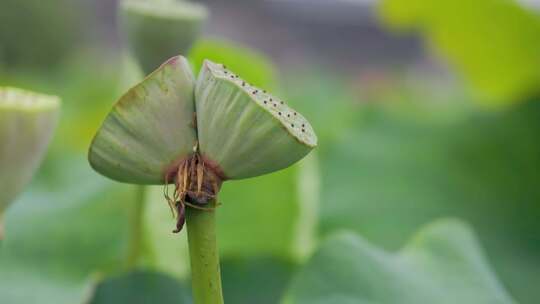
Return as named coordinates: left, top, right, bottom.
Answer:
left=164, top=153, right=224, bottom=233
left=173, top=201, right=186, bottom=233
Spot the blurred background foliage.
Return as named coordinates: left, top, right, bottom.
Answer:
left=1, top=0, right=539, bottom=303
left=0, top=0, right=88, bottom=70
left=380, top=0, right=540, bottom=106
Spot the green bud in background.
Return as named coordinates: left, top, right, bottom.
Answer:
left=0, top=88, right=60, bottom=237
left=120, top=0, right=208, bottom=74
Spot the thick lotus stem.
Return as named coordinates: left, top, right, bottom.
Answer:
left=186, top=203, right=224, bottom=304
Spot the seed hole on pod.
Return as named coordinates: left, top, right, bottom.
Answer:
left=263, top=100, right=267, bottom=104
left=302, top=129, right=305, bottom=132
left=291, top=124, right=295, bottom=127
left=273, top=104, right=277, bottom=107
left=278, top=112, right=282, bottom=115
left=280, top=101, right=284, bottom=104
left=287, top=114, right=290, bottom=117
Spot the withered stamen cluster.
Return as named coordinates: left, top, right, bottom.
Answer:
left=164, top=153, right=223, bottom=233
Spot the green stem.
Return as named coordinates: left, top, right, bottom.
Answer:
left=126, top=185, right=147, bottom=269
left=186, top=203, right=224, bottom=304
left=0, top=212, right=4, bottom=241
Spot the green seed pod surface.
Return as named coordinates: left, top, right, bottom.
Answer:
left=120, top=0, right=208, bottom=74
left=89, top=56, right=197, bottom=185
left=195, top=60, right=317, bottom=180
left=0, top=87, right=59, bottom=213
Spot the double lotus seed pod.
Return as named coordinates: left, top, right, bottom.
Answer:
left=0, top=87, right=60, bottom=214
left=89, top=55, right=317, bottom=232
left=120, top=0, right=208, bottom=73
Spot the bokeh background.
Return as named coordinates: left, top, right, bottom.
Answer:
left=1, top=0, right=540, bottom=303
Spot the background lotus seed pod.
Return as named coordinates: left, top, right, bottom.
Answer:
left=120, top=0, right=208, bottom=74
left=195, top=60, right=317, bottom=180
left=0, top=87, right=60, bottom=213
left=89, top=56, right=197, bottom=185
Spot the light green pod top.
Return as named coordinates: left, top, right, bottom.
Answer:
left=195, top=60, right=317, bottom=180
left=89, top=56, right=197, bottom=184
left=89, top=56, right=317, bottom=185
left=0, top=87, right=60, bottom=213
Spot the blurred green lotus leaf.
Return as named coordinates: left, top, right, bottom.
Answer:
left=319, top=93, right=540, bottom=302
left=379, top=0, right=540, bottom=106
left=89, top=270, right=191, bottom=304
left=221, top=257, right=295, bottom=304
left=89, top=259, right=294, bottom=304
left=0, top=87, right=59, bottom=215
left=120, top=0, right=208, bottom=74
left=0, top=157, right=136, bottom=303
left=285, top=219, right=516, bottom=304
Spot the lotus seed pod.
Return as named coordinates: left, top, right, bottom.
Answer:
left=120, top=0, right=208, bottom=74
left=0, top=87, right=59, bottom=213
left=89, top=56, right=197, bottom=185
left=195, top=60, right=317, bottom=180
